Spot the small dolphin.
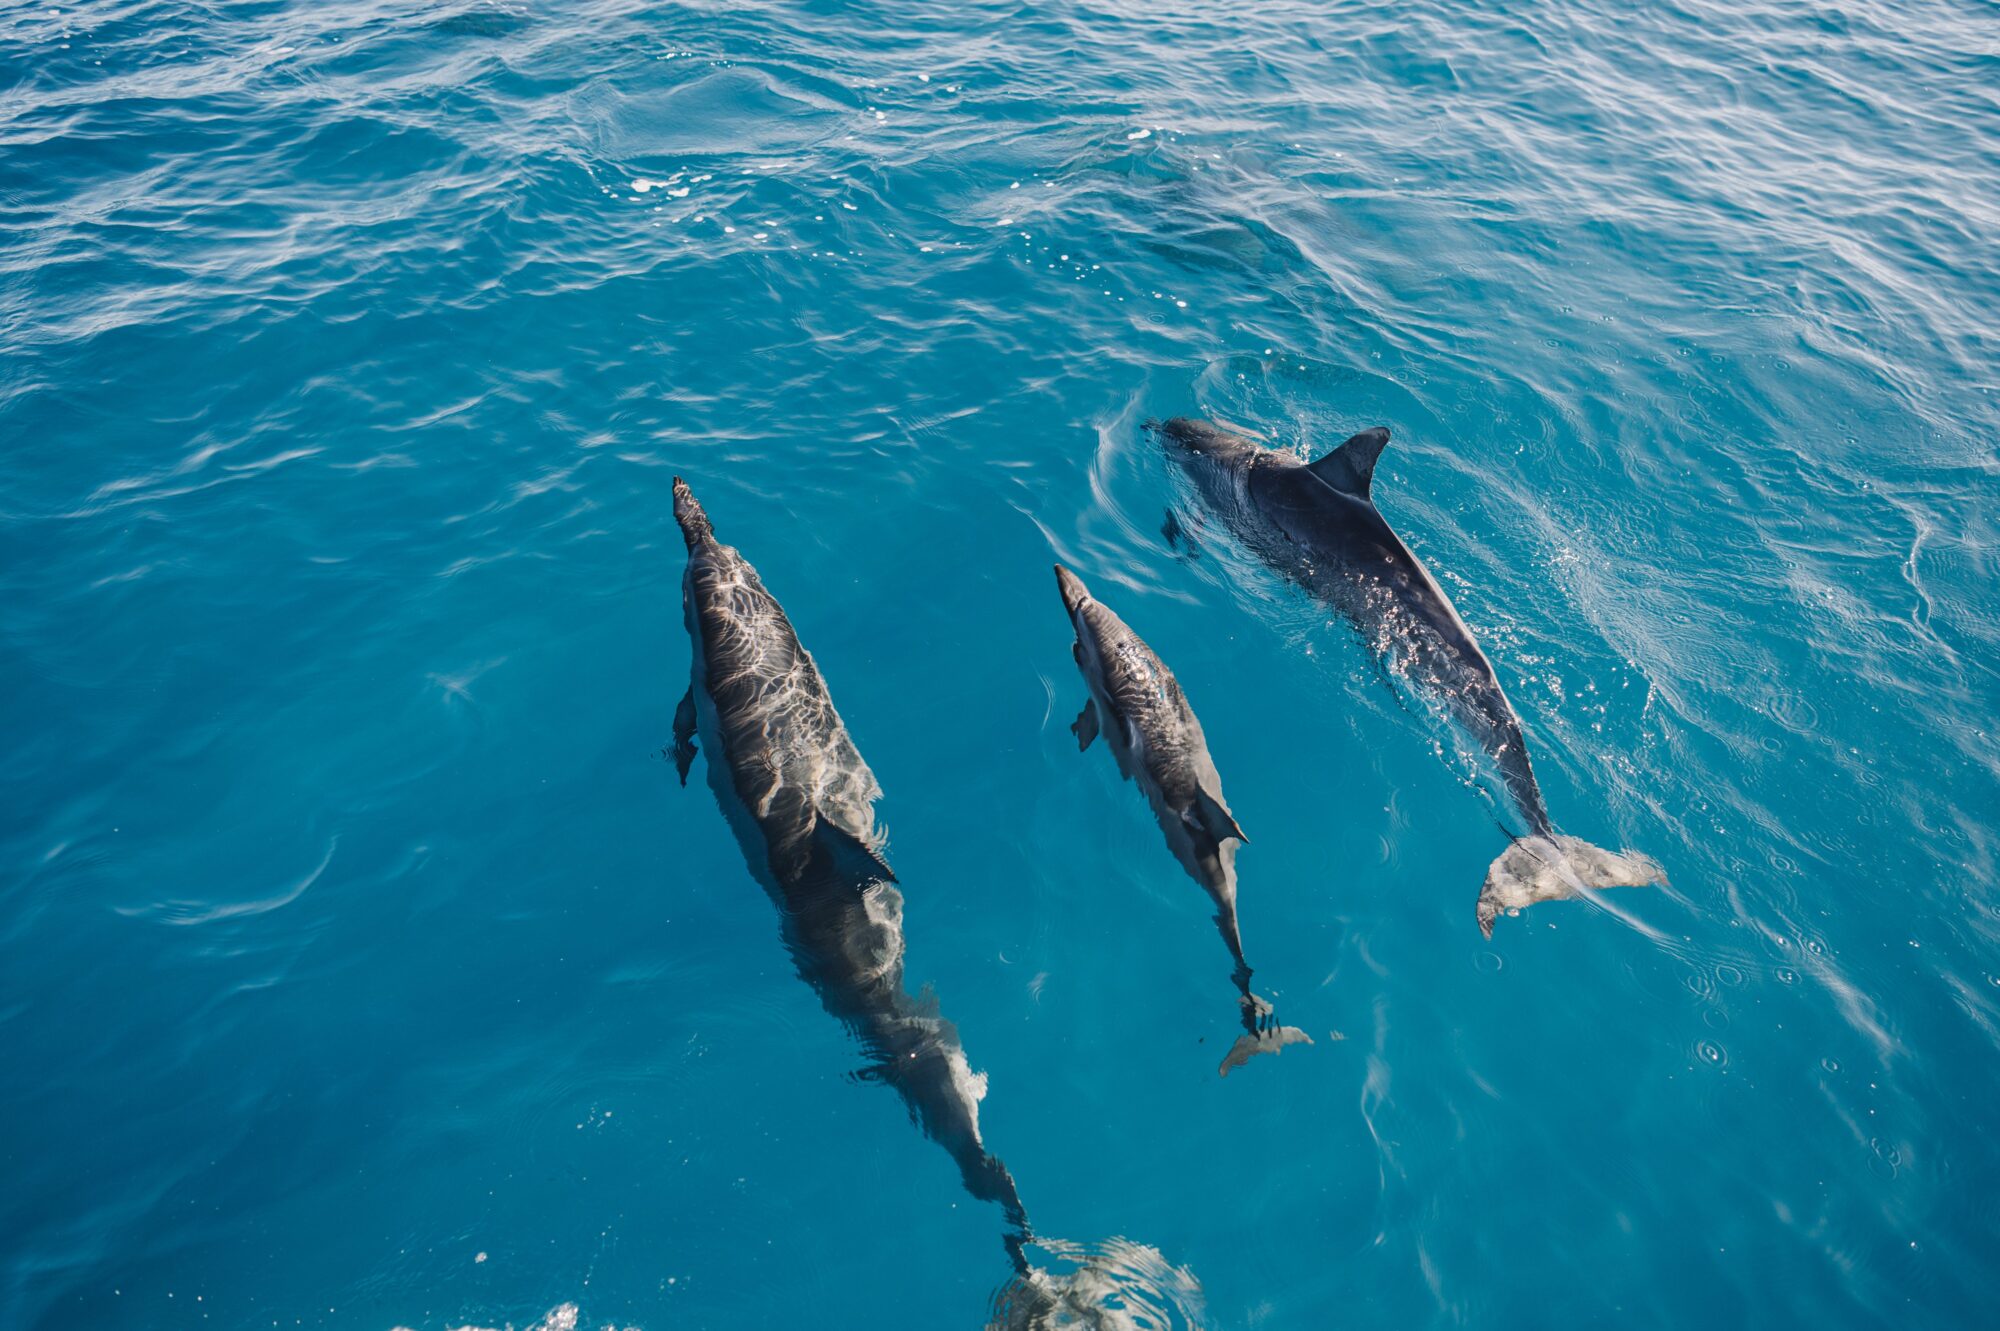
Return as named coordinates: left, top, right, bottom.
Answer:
left=671, top=477, right=1028, bottom=1245
left=1055, top=564, right=1312, bottom=1075
left=1156, top=417, right=1664, bottom=935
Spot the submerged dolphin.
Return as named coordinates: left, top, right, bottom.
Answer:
left=669, top=477, right=1028, bottom=1248
left=1055, top=564, right=1312, bottom=1075
left=1156, top=418, right=1663, bottom=935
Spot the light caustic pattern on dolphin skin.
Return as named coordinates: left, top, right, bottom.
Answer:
left=677, top=482, right=1032, bottom=1271
left=685, top=532, right=883, bottom=853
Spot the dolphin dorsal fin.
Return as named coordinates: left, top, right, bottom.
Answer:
left=814, top=817, right=898, bottom=885
left=1188, top=785, right=1248, bottom=846
left=1307, top=426, right=1391, bottom=498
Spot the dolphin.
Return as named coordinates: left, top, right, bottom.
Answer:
left=1055, top=563, right=1312, bottom=1075
left=1155, top=418, right=1664, bottom=936
left=669, top=477, right=1028, bottom=1249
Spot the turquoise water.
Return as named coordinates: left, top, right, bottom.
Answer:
left=5, top=1, right=1999, bottom=1327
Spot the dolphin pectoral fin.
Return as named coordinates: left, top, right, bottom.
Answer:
left=1161, top=509, right=1202, bottom=559
left=813, top=816, right=899, bottom=886
left=1085, top=690, right=1135, bottom=750
left=1190, top=785, right=1248, bottom=845
left=670, top=686, right=699, bottom=786
left=1070, top=698, right=1101, bottom=752
left=1307, top=425, right=1392, bottom=497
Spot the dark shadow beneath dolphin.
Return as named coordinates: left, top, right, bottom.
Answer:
left=1154, top=418, right=1664, bottom=936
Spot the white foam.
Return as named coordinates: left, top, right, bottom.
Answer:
left=394, top=1301, right=613, bottom=1331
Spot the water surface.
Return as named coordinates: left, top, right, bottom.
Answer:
left=3, top=1, right=1998, bottom=1327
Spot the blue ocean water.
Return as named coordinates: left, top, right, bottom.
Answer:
left=5, top=0, right=1999, bottom=1327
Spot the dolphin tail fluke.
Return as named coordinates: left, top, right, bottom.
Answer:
left=1218, top=1023, right=1313, bottom=1077
left=1217, top=989, right=1312, bottom=1077
left=1477, top=834, right=1666, bottom=937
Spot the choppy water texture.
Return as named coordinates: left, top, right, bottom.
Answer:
left=4, top=1, right=1999, bottom=1327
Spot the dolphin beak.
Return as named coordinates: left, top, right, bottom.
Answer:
left=672, top=476, right=713, bottom=549
left=1154, top=417, right=1201, bottom=452
left=1052, top=563, right=1090, bottom=615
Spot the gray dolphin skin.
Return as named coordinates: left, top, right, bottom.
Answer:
left=1155, top=417, right=1663, bottom=936
left=669, top=477, right=1030, bottom=1255
left=1055, top=564, right=1312, bottom=1075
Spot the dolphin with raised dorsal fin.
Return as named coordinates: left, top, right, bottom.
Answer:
left=670, top=476, right=1028, bottom=1246
left=1154, top=417, right=1664, bottom=936
left=1054, top=563, right=1312, bottom=1075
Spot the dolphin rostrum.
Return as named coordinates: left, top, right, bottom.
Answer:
left=1055, top=563, right=1312, bottom=1075
left=670, top=477, right=1029, bottom=1254
left=1155, top=418, right=1664, bottom=936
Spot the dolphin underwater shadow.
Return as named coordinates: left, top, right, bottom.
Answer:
left=1153, top=418, right=1664, bottom=935
left=1054, top=564, right=1313, bottom=1075
left=668, top=478, right=1207, bottom=1322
